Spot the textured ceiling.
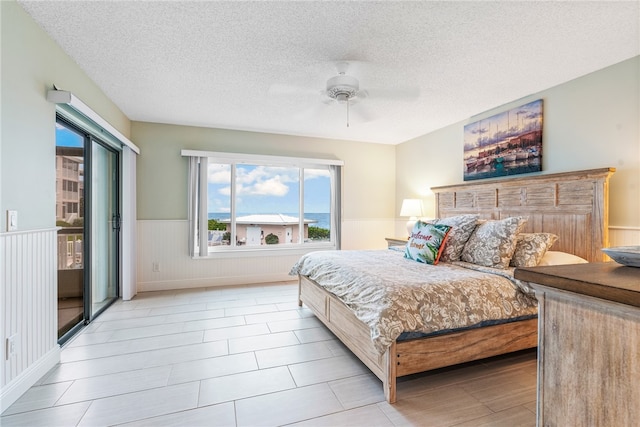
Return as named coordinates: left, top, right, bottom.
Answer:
left=18, top=1, right=640, bottom=144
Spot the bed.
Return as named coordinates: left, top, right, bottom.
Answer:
left=292, top=167, right=614, bottom=403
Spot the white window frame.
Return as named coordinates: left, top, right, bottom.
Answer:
left=182, top=150, right=343, bottom=257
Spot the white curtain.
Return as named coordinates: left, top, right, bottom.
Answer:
left=121, top=146, right=137, bottom=300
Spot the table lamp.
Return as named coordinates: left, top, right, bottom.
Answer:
left=400, top=199, right=423, bottom=236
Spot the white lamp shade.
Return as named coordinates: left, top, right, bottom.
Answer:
left=400, top=199, right=424, bottom=236
left=400, top=199, right=423, bottom=218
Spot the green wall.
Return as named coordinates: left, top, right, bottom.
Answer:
left=0, top=0, right=130, bottom=232
left=132, top=122, right=396, bottom=222
left=396, top=56, right=640, bottom=229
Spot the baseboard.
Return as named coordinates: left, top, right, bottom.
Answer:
left=137, top=273, right=294, bottom=292
left=1, top=346, right=60, bottom=414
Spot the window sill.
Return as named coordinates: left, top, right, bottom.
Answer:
left=192, top=242, right=336, bottom=259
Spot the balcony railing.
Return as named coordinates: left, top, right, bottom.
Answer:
left=57, top=227, right=83, bottom=270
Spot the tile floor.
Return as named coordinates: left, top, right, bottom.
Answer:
left=1, top=281, right=538, bottom=426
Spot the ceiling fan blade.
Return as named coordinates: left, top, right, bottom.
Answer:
left=291, top=102, right=329, bottom=121
left=365, top=86, right=420, bottom=102
left=267, top=83, right=323, bottom=110
left=356, top=89, right=368, bottom=100
left=349, top=102, right=377, bottom=124
left=267, top=59, right=400, bottom=125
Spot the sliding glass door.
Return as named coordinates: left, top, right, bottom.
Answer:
left=90, top=139, right=119, bottom=317
left=56, top=118, right=120, bottom=342
left=55, top=123, right=85, bottom=338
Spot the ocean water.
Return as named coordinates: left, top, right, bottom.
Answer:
left=209, top=212, right=330, bottom=230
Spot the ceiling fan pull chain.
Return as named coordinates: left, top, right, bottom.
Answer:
left=346, top=99, right=350, bottom=128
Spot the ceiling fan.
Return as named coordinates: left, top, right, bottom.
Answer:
left=268, top=61, right=419, bottom=127
left=323, top=62, right=365, bottom=127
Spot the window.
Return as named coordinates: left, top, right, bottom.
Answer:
left=183, top=150, right=342, bottom=256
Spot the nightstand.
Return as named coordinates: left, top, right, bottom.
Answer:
left=385, top=237, right=408, bottom=248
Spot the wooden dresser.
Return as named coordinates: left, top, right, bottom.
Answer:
left=515, top=262, right=640, bottom=427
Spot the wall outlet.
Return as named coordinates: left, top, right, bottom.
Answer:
left=152, top=262, right=160, bottom=272
left=7, top=210, right=17, bottom=231
left=5, top=334, right=19, bottom=360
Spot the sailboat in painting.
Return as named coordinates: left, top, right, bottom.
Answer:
left=463, top=99, right=543, bottom=181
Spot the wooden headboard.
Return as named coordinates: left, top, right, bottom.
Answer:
left=431, top=168, right=615, bottom=262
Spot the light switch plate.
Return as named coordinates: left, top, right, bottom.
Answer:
left=7, top=210, right=17, bottom=231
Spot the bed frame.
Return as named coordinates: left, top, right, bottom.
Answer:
left=298, top=168, right=614, bottom=403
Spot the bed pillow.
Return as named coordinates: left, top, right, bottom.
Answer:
left=461, top=216, right=528, bottom=269
left=404, top=221, right=452, bottom=265
left=433, top=214, right=480, bottom=262
left=538, top=251, right=588, bottom=266
left=509, top=233, right=558, bottom=267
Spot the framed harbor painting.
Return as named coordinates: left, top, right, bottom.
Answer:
left=463, top=99, right=543, bottom=181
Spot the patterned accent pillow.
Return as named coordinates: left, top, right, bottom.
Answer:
left=433, top=214, right=480, bottom=262
left=509, top=233, right=559, bottom=267
left=404, top=221, right=452, bottom=265
left=461, top=216, right=528, bottom=269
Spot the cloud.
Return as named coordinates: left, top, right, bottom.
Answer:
left=238, top=165, right=296, bottom=182
left=235, top=166, right=296, bottom=197
left=237, top=176, right=289, bottom=197
left=208, top=164, right=231, bottom=183
left=304, top=169, right=330, bottom=180
left=208, top=164, right=328, bottom=200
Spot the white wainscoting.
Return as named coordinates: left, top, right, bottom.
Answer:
left=137, top=220, right=306, bottom=291
left=1, top=228, right=60, bottom=413
left=609, top=226, right=640, bottom=247
left=136, top=219, right=394, bottom=292
left=136, top=220, right=638, bottom=293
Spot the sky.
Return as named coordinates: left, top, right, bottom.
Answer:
left=56, top=123, right=84, bottom=147
left=463, top=99, right=543, bottom=151
left=207, top=164, right=331, bottom=214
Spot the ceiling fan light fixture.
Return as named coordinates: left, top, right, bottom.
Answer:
left=323, top=64, right=362, bottom=127
left=326, top=74, right=359, bottom=101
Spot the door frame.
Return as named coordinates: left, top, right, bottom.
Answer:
left=56, top=115, right=121, bottom=344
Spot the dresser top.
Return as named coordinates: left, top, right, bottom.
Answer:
left=514, top=262, right=640, bottom=307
